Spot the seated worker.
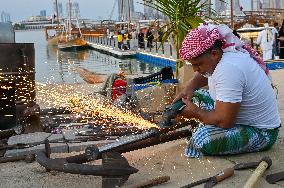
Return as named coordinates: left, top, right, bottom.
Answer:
left=112, top=71, right=127, bottom=101
left=176, top=23, right=281, bottom=158
left=98, top=70, right=127, bottom=101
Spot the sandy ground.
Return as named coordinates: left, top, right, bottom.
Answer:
left=1, top=70, right=284, bottom=188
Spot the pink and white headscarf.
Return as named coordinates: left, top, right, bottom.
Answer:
left=179, top=23, right=270, bottom=76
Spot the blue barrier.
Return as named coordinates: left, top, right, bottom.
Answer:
left=266, top=62, right=284, bottom=70
left=135, top=53, right=176, bottom=70
left=133, top=79, right=178, bottom=91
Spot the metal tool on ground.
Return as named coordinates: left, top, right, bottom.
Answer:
left=0, top=153, right=35, bottom=163
left=243, top=156, right=272, bottom=188
left=159, top=99, right=186, bottom=128
left=266, top=170, right=284, bottom=184
left=180, top=167, right=234, bottom=188
left=36, top=114, right=196, bottom=187
left=233, top=156, right=272, bottom=170
left=128, top=176, right=170, bottom=188
left=36, top=150, right=138, bottom=188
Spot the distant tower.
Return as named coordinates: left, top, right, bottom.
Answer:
left=53, top=1, right=63, bottom=18
left=144, top=0, right=155, bottom=19
left=1, top=11, right=11, bottom=22
left=275, top=0, right=281, bottom=8
left=118, top=0, right=134, bottom=21
left=66, top=1, right=80, bottom=19
left=215, top=0, right=227, bottom=15
left=72, top=2, right=80, bottom=18
left=233, top=0, right=242, bottom=16
left=40, top=10, right=46, bottom=17
left=58, top=2, right=63, bottom=18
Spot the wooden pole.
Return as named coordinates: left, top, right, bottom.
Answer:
left=231, top=0, right=234, bottom=29
left=208, top=0, right=211, bottom=18
left=55, top=0, right=59, bottom=29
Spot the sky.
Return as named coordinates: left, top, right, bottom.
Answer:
left=1, top=0, right=250, bottom=22
left=0, top=0, right=145, bottom=21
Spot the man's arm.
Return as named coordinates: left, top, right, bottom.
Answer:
left=174, top=72, right=208, bottom=102
left=181, top=100, right=240, bottom=129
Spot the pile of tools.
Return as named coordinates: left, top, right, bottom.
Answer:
left=181, top=156, right=284, bottom=188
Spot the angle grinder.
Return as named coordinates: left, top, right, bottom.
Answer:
left=158, top=99, right=186, bottom=128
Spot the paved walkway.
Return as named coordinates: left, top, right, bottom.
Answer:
left=1, top=70, right=283, bottom=188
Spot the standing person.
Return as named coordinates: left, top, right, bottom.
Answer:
left=232, top=29, right=240, bottom=38
left=124, top=31, right=130, bottom=50
left=138, top=29, right=145, bottom=49
left=271, top=22, right=279, bottom=59
left=158, top=29, right=163, bottom=42
left=117, top=31, right=123, bottom=50
left=146, top=29, right=154, bottom=48
left=278, top=20, right=284, bottom=59
left=175, top=23, right=280, bottom=158
left=256, top=23, right=274, bottom=61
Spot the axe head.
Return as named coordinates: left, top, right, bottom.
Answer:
left=102, top=152, right=138, bottom=188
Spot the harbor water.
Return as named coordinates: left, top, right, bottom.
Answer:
left=15, top=30, right=163, bottom=84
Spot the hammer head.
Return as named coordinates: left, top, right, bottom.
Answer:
left=234, top=156, right=272, bottom=170
left=261, top=156, right=272, bottom=169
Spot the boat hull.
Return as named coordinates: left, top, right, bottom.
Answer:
left=58, top=38, right=88, bottom=51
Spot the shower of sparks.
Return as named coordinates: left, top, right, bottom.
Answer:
left=36, top=82, right=158, bottom=130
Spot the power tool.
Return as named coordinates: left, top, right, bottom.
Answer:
left=159, top=99, right=186, bottom=128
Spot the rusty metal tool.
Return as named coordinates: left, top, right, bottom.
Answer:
left=234, top=156, right=272, bottom=170
left=266, top=170, right=284, bottom=184
left=243, top=156, right=272, bottom=188
left=85, top=127, right=160, bottom=161
left=128, top=176, right=170, bottom=188
left=85, top=123, right=193, bottom=161
left=36, top=151, right=138, bottom=188
left=180, top=167, right=234, bottom=188
left=0, top=154, right=35, bottom=163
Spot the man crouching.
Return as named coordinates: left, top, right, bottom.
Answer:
left=176, top=23, right=281, bottom=158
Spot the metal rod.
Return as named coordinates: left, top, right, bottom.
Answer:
left=231, top=0, right=234, bottom=28
left=128, top=176, right=170, bottom=188
left=36, top=151, right=138, bottom=176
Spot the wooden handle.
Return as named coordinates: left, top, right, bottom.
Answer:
left=243, top=161, right=269, bottom=188
left=128, top=176, right=170, bottom=188
left=215, top=167, right=234, bottom=182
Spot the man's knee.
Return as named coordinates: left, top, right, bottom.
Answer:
left=190, top=126, right=226, bottom=155
left=190, top=126, right=212, bottom=149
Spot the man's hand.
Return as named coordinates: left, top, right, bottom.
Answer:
left=173, top=73, right=208, bottom=103
left=180, top=97, right=199, bottom=119
left=173, top=87, right=194, bottom=103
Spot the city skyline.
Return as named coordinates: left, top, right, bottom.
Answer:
left=1, top=0, right=253, bottom=22
left=0, top=0, right=145, bottom=21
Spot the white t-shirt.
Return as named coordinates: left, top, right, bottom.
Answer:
left=208, top=51, right=281, bottom=129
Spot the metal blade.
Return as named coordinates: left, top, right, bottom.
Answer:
left=204, top=178, right=217, bottom=188
left=233, top=162, right=259, bottom=170
left=180, top=177, right=210, bottom=188
left=266, top=171, right=284, bottom=184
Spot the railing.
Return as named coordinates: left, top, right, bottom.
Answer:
left=82, top=35, right=177, bottom=59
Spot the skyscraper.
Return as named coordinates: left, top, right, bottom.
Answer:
left=40, top=10, right=46, bottom=17
left=66, top=1, right=80, bottom=19
left=118, top=0, right=134, bottom=21
left=53, top=1, right=63, bottom=18
left=1, top=11, right=11, bottom=22
left=144, top=0, right=155, bottom=19
left=58, top=2, right=63, bottom=18
left=215, top=0, right=227, bottom=14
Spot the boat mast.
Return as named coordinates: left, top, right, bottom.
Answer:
left=55, top=0, right=60, bottom=29
left=230, top=0, right=234, bottom=29
left=208, top=0, right=211, bottom=18
left=68, top=0, right=72, bottom=37
left=121, top=0, right=124, bottom=21
left=127, top=0, right=131, bottom=30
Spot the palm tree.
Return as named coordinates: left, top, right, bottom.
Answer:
left=142, top=0, right=213, bottom=58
